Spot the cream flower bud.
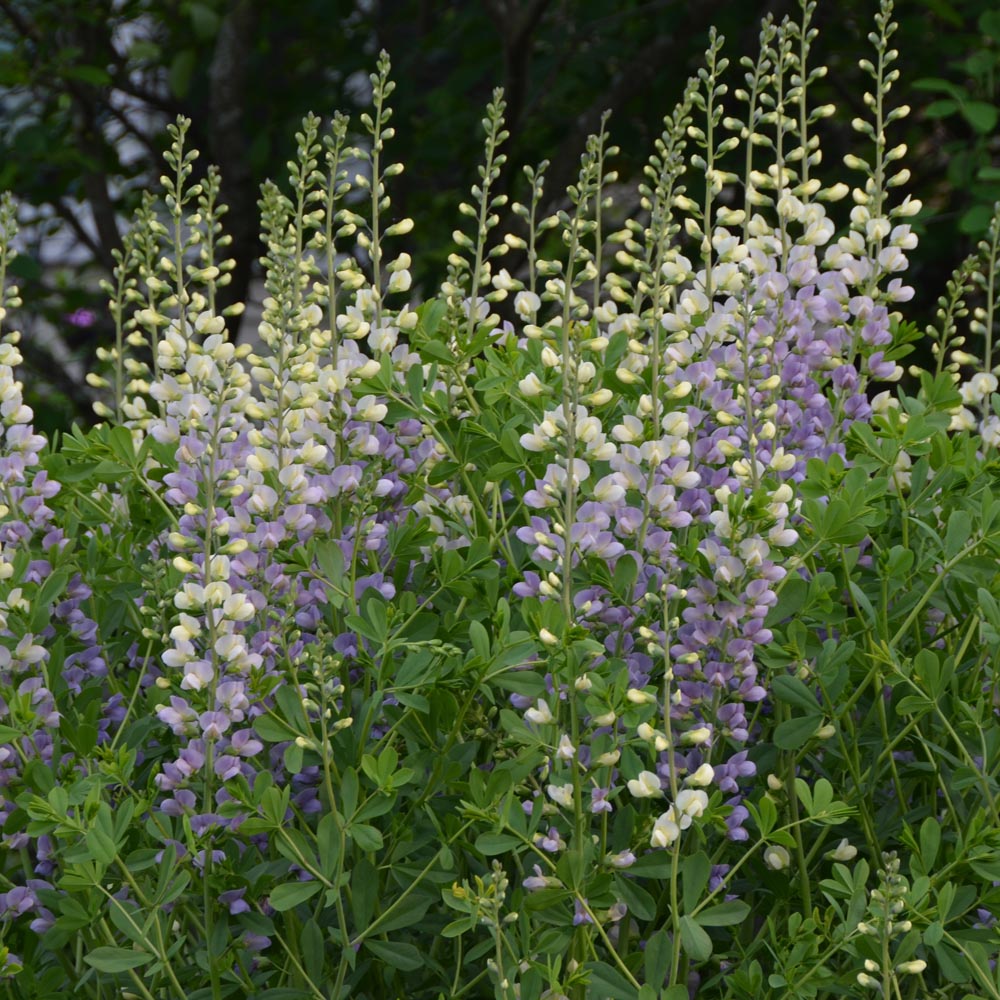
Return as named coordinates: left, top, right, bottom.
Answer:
left=681, top=727, right=712, bottom=745
left=763, top=845, right=790, bottom=870
left=626, top=688, right=656, bottom=705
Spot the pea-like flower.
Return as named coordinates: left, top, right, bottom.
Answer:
left=627, top=770, right=663, bottom=799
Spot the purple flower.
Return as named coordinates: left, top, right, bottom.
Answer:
left=590, top=787, right=613, bottom=814
left=573, top=898, right=594, bottom=925
left=66, top=307, right=97, bottom=327
left=220, top=888, right=251, bottom=915
left=242, top=932, right=271, bottom=953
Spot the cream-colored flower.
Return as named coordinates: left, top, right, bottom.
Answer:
left=651, top=808, right=681, bottom=847
left=627, top=770, right=663, bottom=799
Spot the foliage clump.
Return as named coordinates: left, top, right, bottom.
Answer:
left=1, top=2, right=1000, bottom=998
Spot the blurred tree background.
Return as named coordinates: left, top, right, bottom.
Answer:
left=0, top=0, right=997, bottom=432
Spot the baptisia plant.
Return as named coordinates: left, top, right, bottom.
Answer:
left=2, top=0, right=1000, bottom=998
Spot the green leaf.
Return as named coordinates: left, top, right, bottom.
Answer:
left=86, top=827, right=119, bottom=865
left=64, top=64, right=112, bottom=86
left=944, top=510, right=973, bottom=559
left=614, top=875, right=656, bottom=921
left=169, top=49, right=197, bottom=98
left=317, top=813, right=341, bottom=880
left=370, top=894, right=432, bottom=935
left=681, top=852, right=711, bottom=914
left=662, top=988, right=690, bottom=1000
left=269, top=881, right=321, bottom=912
left=283, top=741, right=303, bottom=776
left=315, top=540, right=345, bottom=593
left=613, top=554, right=638, bottom=595
left=696, top=900, right=750, bottom=926
left=420, top=339, right=456, bottom=364
left=35, top=568, right=70, bottom=610
left=960, top=101, right=999, bottom=135
left=643, top=928, right=671, bottom=994
left=440, top=916, right=475, bottom=938
left=913, top=77, right=965, bottom=99
left=254, top=714, right=298, bottom=743
left=933, top=941, right=970, bottom=983
left=188, top=1, right=221, bottom=39
left=771, top=674, right=820, bottom=714
left=584, top=960, right=639, bottom=999
left=468, top=620, right=491, bottom=661
left=301, top=918, right=324, bottom=986
left=475, top=832, right=522, bottom=855
left=774, top=715, right=820, bottom=751
left=349, top=823, right=383, bottom=852
left=363, top=939, right=424, bottom=972
left=923, top=98, right=959, bottom=118
left=679, top=914, right=713, bottom=962
left=627, top=853, right=675, bottom=879
left=84, top=947, right=154, bottom=972
left=351, top=858, right=378, bottom=929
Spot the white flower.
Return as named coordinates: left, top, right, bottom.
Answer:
left=627, top=770, right=663, bottom=799
left=982, top=415, right=1000, bottom=448
left=556, top=734, right=576, bottom=761
left=518, top=372, right=545, bottom=397
left=492, top=268, right=516, bottom=292
left=651, top=808, right=681, bottom=847
left=763, top=845, right=791, bottom=870
left=826, top=838, right=858, bottom=862
left=525, top=699, right=554, bottom=725
left=738, top=537, right=770, bottom=567
left=169, top=614, right=202, bottom=642
left=387, top=269, right=412, bottom=294
left=514, top=290, right=540, bottom=319
left=686, top=763, right=715, bottom=787
left=675, top=789, right=708, bottom=822
left=547, top=783, right=574, bottom=808
left=222, top=593, right=255, bottom=622
left=369, top=325, right=399, bottom=353
left=949, top=406, right=978, bottom=432
left=356, top=395, right=388, bottom=422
